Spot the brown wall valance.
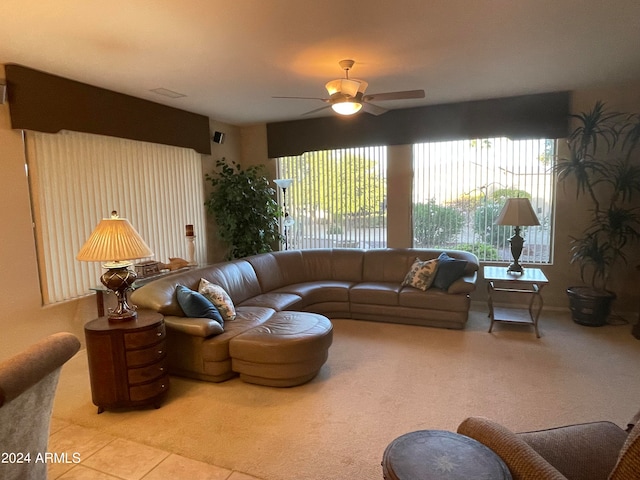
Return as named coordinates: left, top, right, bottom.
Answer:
left=5, top=64, right=211, bottom=155
left=266, top=91, right=570, bottom=158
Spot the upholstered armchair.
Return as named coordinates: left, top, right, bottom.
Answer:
left=457, top=409, right=640, bottom=480
left=0, top=332, right=81, bottom=480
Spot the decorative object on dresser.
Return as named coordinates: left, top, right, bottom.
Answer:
left=77, top=211, right=154, bottom=322
left=158, top=257, right=190, bottom=271
left=84, top=310, right=169, bottom=413
left=135, top=261, right=161, bottom=278
left=185, top=224, right=197, bottom=265
left=494, top=197, right=540, bottom=274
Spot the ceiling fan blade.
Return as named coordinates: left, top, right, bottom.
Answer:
left=272, top=96, right=329, bottom=101
left=362, top=102, right=388, bottom=116
left=302, top=105, right=332, bottom=116
left=363, top=89, right=425, bottom=102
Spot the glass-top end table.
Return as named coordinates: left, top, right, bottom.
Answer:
left=484, top=266, right=549, bottom=338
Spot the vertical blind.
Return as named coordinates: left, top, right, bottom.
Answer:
left=413, top=137, right=555, bottom=264
left=27, top=130, right=207, bottom=304
left=277, top=146, right=387, bottom=249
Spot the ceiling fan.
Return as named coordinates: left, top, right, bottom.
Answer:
left=273, top=59, right=425, bottom=116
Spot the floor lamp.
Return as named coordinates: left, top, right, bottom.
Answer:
left=495, top=198, right=540, bottom=274
left=274, top=178, right=294, bottom=250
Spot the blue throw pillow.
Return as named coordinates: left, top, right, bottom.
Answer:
left=175, top=285, right=224, bottom=327
left=432, top=252, right=468, bottom=290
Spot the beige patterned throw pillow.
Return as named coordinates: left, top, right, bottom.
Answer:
left=198, top=278, right=237, bottom=321
left=402, top=258, right=439, bottom=291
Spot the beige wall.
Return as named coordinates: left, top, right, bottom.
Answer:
left=1, top=63, right=639, bottom=359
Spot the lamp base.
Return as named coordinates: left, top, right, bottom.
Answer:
left=507, top=227, right=525, bottom=275
left=100, top=265, right=138, bottom=322
left=506, top=262, right=524, bottom=274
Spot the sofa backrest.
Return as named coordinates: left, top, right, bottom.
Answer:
left=201, top=259, right=262, bottom=304
left=300, top=249, right=365, bottom=283
left=131, top=260, right=262, bottom=316
left=359, top=248, right=478, bottom=283
left=131, top=248, right=480, bottom=315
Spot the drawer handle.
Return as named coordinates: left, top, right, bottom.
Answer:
left=161, top=384, right=166, bottom=389
left=156, top=332, right=162, bottom=337
left=159, top=367, right=164, bottom=372
left=158, top=350, right=163, bottom=355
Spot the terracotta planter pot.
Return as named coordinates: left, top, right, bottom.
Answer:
left=567, top=286, right=616, bottom=327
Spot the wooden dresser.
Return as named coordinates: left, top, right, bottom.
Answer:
left=84, top=310, right=169, bottom=413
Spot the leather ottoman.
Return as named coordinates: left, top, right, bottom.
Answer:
left=229, top=311, right=333, bottom=387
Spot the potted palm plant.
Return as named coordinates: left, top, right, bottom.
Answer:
left=556, top=101, right=640, bottom=326
left=205, top=158, right=281, bottom=259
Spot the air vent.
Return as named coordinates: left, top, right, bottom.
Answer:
left=150, top=88, right=186, bottom=99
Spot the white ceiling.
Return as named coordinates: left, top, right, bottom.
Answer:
left=2, top=1, right=640, bottom=126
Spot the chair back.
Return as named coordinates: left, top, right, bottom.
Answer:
left=0, top=332, right=81, bottom=480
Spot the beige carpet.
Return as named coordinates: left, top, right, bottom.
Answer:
left=54, top=309, right=640, bottom=480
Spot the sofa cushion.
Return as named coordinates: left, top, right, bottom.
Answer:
left=201, top=260, right=262, bottom=304
left=175, top=285, right=224, bottom=326
left=446, top=273, right=478, bottom=294
left=200, top=306, right=276, bottom=363
left=199, top=278, right=237, bottom=322
left=238, top=292, right=302, bottom=310
left=246, top=253, right=285, bottom=293
left=399, top=286, right=469, bottom=312
left=350, top=282, right=401, bottom=305
left=402, top=257, right=439, bottom=291
left=275, top=281, right=354, bottom=307
left=362, top=249, right=422, bottom=282
left=299, top=248, right=365, bottom=282
left=164, top=316, right=224, bottom=337
left=432, top=252, right=468, bottom=290
left=518, top=421, right=627, bottom=480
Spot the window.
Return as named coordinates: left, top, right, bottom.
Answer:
left=276, top=146, right=387, bottom=249
left=27, top=130, right=207, bottom=304
left=412, top=137, right=555, bottom=264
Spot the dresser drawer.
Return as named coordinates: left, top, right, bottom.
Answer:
left=128, top=360, right=167, bottom=384
left=126, top=342, right=167, bottom=367
left=129, top=374, right=170, bottom=402
left=124, top=323, right=165, bottom=349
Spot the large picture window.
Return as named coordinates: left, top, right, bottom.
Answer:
left=412, top=137, right=556, bottom=264
left=277, top=146, right=387, bottom=249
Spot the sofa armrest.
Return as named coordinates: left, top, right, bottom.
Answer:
left=447, top=272, right=477, bottom=294
left=164, top=316, right=224, bottom=338
left=457, top=417, right=566, bottom=480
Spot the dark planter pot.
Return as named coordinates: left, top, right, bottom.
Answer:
left=567, top=286, right=616, bottom=327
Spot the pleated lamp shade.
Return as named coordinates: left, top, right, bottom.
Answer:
left=495, top=198, right=540, bottom=226
left=77, top=211, right=153, bottom=267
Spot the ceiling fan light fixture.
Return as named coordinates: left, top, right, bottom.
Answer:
left=331, top=100, right=362, bottom=115
left=325, top=78, right=361, bottom=97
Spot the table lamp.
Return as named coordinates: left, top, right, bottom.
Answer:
left=77, top=211, right=154, bottom=321
left=495, top=198, right=540, bottom=274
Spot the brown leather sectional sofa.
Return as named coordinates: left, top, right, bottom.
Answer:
left=130, top=248, right=479, bottom=383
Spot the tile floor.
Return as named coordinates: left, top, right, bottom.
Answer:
left=48, top=418, right=265, bottom=480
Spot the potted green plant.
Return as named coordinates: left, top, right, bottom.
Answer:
left=556, top=101, right=640, bottom=326
left=205, top=158, right=281, bottom=259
